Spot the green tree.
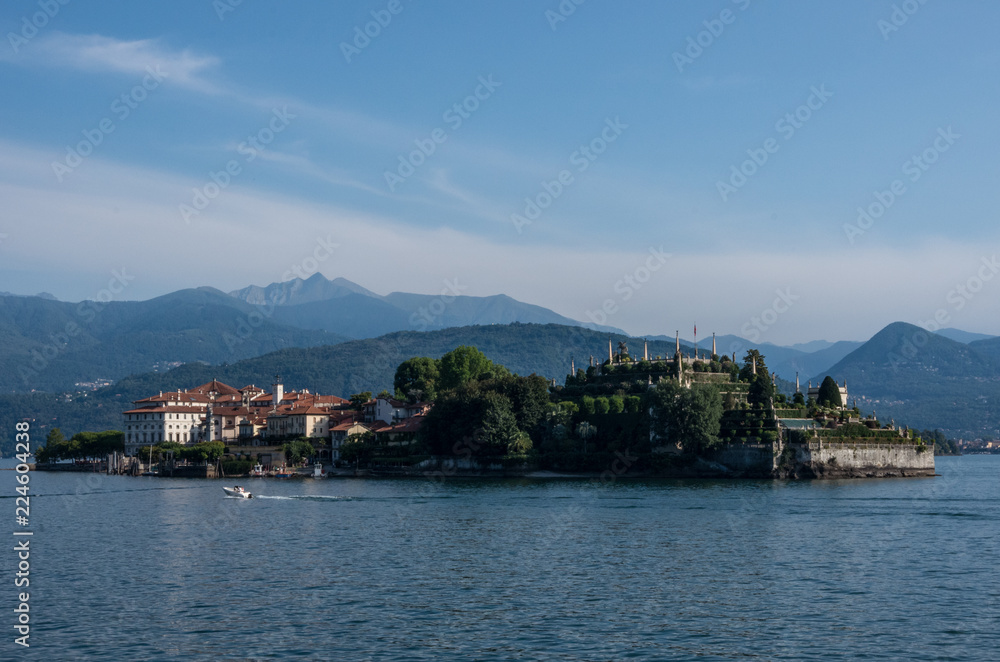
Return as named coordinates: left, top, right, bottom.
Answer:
left=594, top=397, right=610, bottom=414
left=36, top=428, right=66, bottom=463
left=580, top=395, right=596, bottom=416
left=648, top=380, right=723, bottom=454
left=67, top=430, right=124, bottom=459
left=739, top=349, right=767, bottom=382
left=575, top=421, right=597, bottom=453
left=816, top=376, right=843, bottom=409
left=558, top=400, right=580, bottom=418
left=393, top=356, right=439, bottom=402
left=94, top=431, right=125, bottom=457
left=282, top=438, right=315, bottom=465
left=747, top=373, right=774, bottom=410
left=492, top=373, right=550, bottom=440
left=475, top=393, right=522, bottom=456
left=792, top=392, right=806, bottom=406
left=608, top=395, right=625, bottom=414
left=180, top=441, right=225, bottom=463
left=625, top=395, right=642, bottom=414
left=546, top=403, right=573, bottom=433
left=349, top=392, right=372, bottom=410
left=417, top=371, right=536, bottom=459
left=438, top=345, right=500, bottom=392
left=341, top=431, right=375, bottom=466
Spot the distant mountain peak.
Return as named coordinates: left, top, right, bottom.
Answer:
left=0, top=291, right=59, bottom=301
left=227, top=276, right=625, bottom=337
left=229, top=275, right=379, bottom=306
left=934, top=327, right=996, bottom=344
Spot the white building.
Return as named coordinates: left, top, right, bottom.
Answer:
left=807, top=379, right=850, bottom=410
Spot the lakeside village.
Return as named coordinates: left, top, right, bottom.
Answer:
left=34, top=335, right=935, bottom=480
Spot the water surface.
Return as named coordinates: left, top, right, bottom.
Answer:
left=3, top=456, right=998, bottom=660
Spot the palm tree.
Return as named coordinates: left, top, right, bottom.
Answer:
left=576, top=421, right=597, bottom=453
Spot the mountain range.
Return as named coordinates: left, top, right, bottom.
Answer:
left=1, top=276, right=996, bottom=446
left=0, top=288, right=347, bottom=392
left=0, top=275, right=630, bottom=392
left=823, top=322, right=1000, bottom=439
left=229, top=273, right=626, bottom=338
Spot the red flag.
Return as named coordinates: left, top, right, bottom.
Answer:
left=694, top=324, right=697, bottom=338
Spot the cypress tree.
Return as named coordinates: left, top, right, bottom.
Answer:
left=817, top=376, right=843, bottom=409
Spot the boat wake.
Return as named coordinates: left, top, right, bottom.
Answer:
left=253, top=495, right=354, bottom=501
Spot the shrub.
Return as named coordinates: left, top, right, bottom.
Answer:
left=608, top=396, right=625, bottom=414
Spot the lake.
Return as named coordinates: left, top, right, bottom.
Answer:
left=3, top=455, right=998, bottom=660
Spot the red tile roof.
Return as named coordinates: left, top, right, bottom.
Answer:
left=187, top=380, right=241, bottom=396
left=382, top=417, right=425, bottom=434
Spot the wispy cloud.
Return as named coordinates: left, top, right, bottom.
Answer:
left=1, top=32, right=220, bottom=92
left=248, top=148, right=388, bottom=197
left=1, top=137, right=997, bottom=343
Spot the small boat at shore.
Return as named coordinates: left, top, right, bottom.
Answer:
left=222, top=486, right=253, bottom=499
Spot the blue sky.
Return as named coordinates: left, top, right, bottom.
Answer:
left=1, top=0, right=998, bottom=344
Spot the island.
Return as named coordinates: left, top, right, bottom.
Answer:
left=34, top=339, right=935, bottom=479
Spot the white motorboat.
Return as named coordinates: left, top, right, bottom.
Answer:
left=312, top=462, right=325, bottom=479
left=249, top=464, right=266, bottom=477
left=222, top=486, right=253, bottom=499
